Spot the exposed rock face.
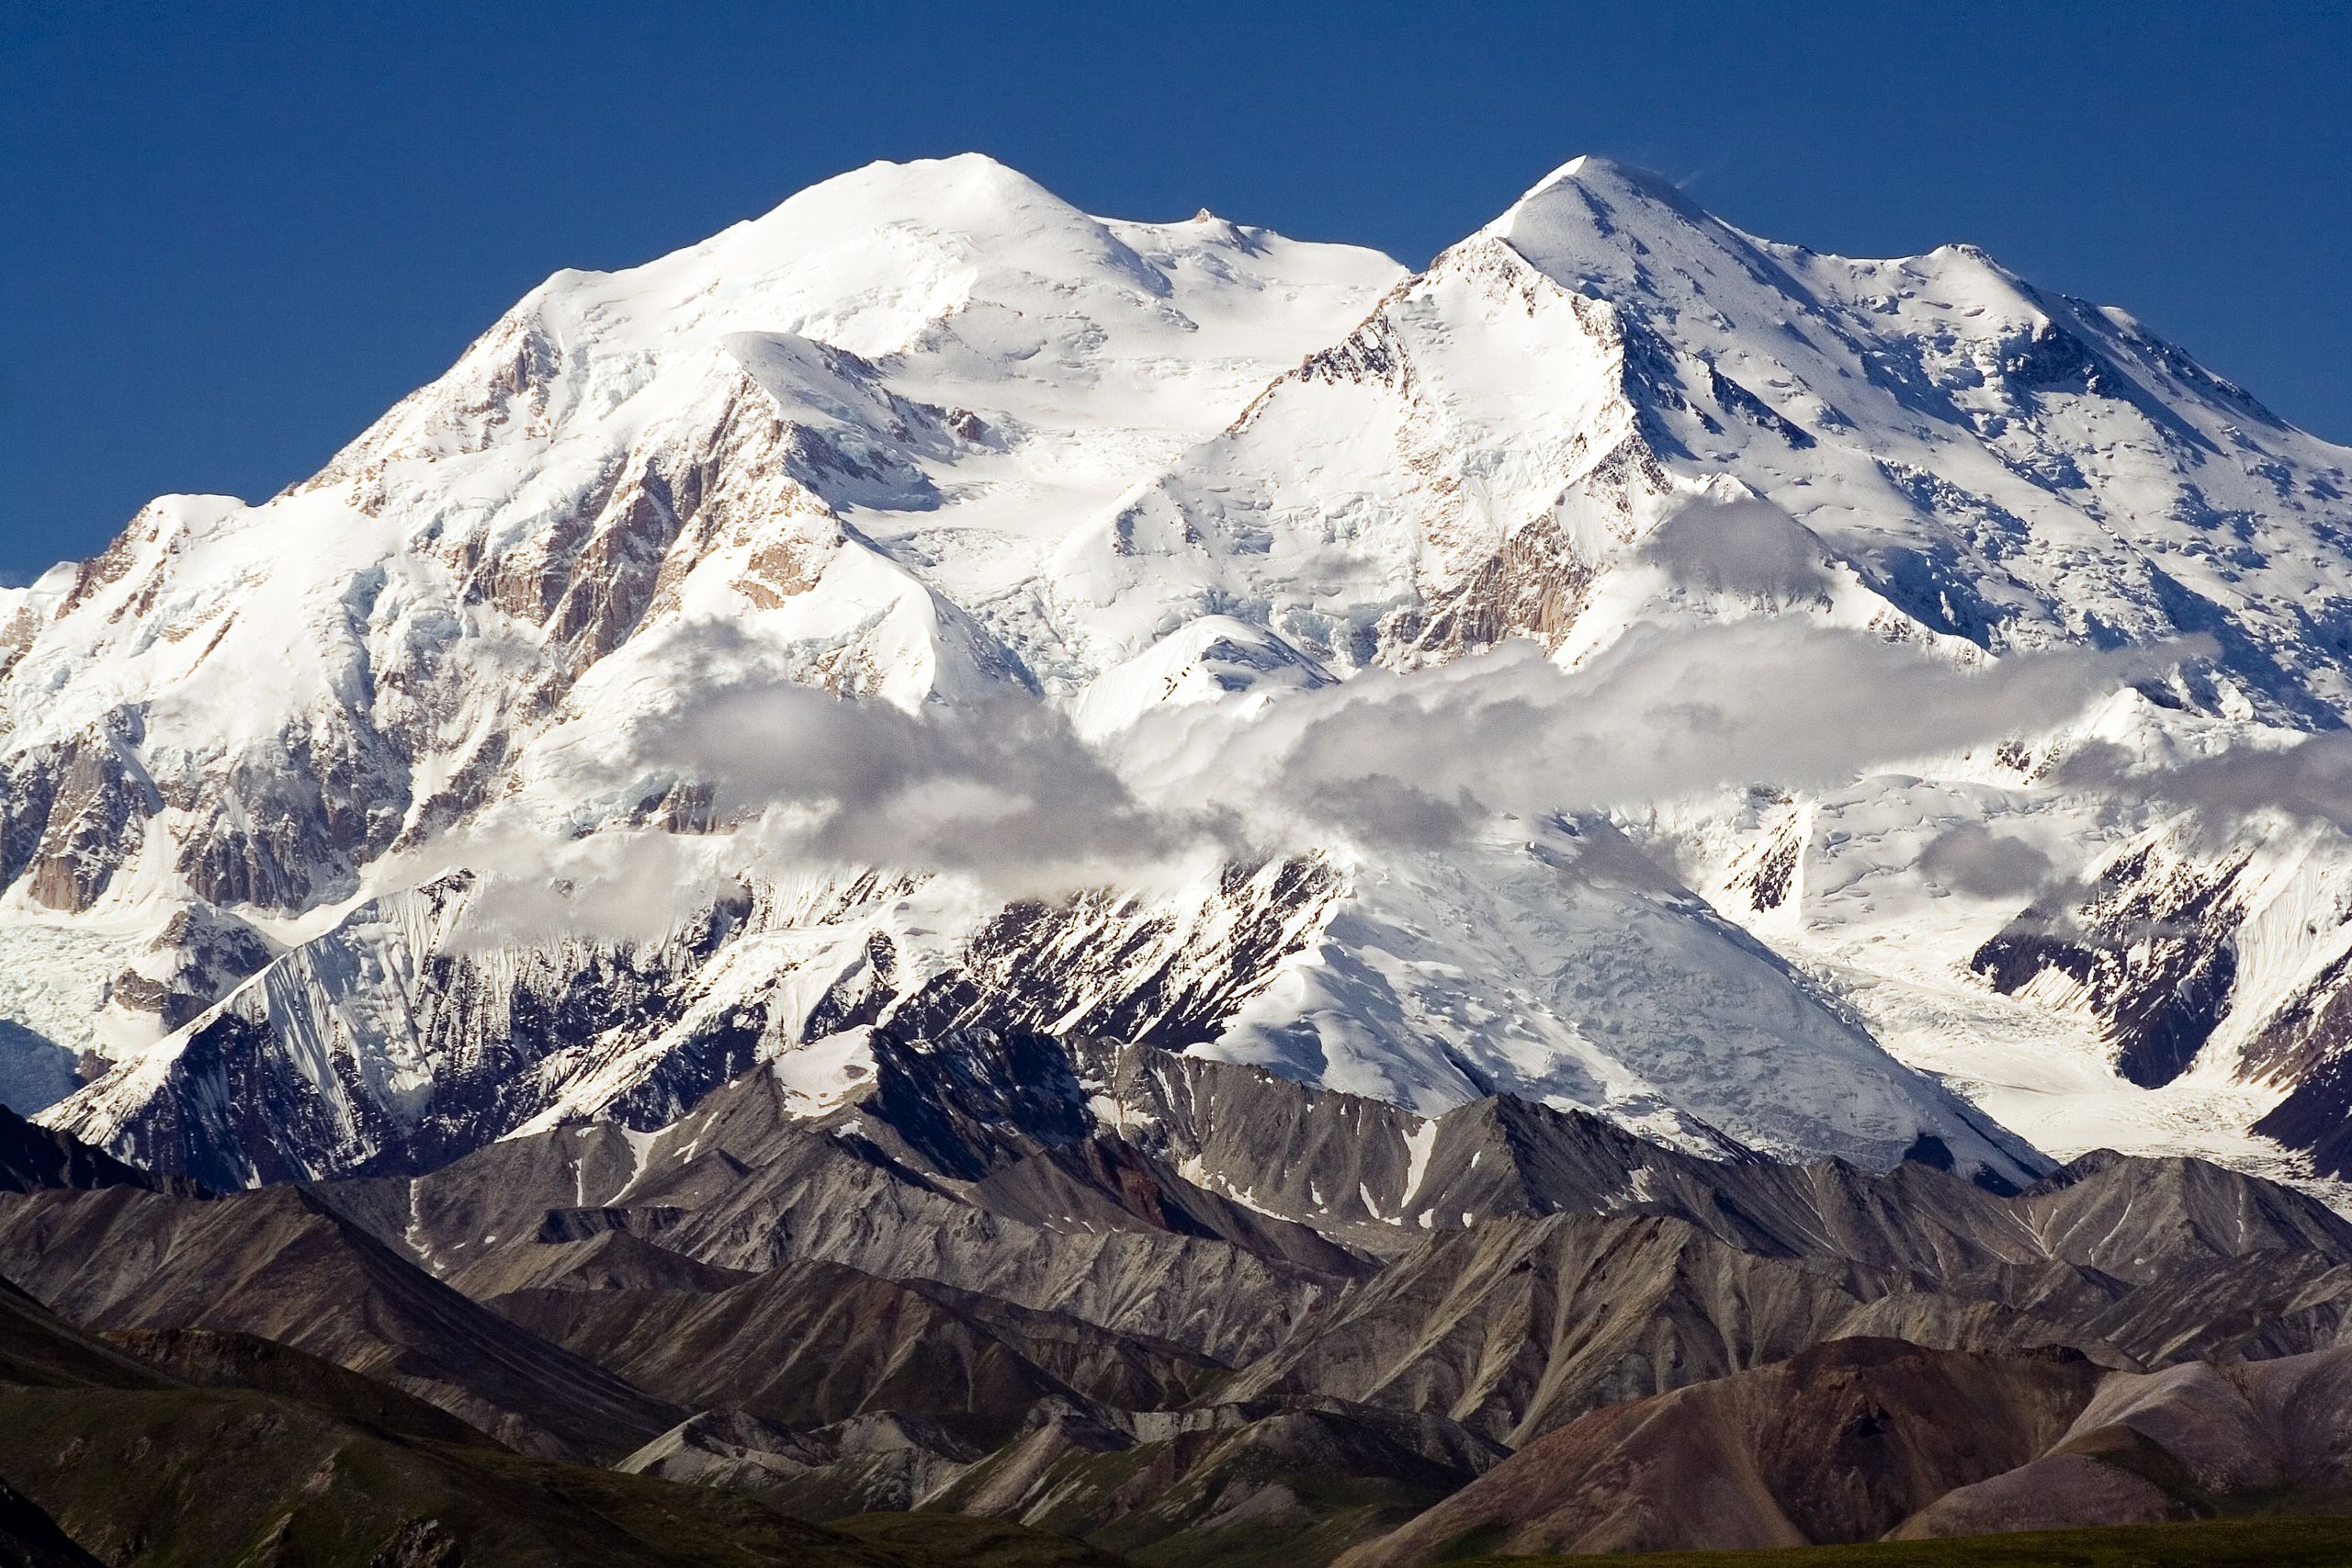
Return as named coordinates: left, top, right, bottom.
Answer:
left=102, top=903, right=274, bottom=1036
left=1890, top=1450, right=2194, bottom=1539
left=1890, top=1347, right=2352, bottom=1540
left=1339, top=1338, right=2352, bottom=1565
left=1215, top=1214, right=2114, bottom=1446
left=5, top=722, right=158, bottom=915
left=922, top=1397, right=1504, bottom=1567
left=0, top=1272, right=170, bottom=1392
left=0, top=1105, right=153, bottom=1195
left=1972, top=835, right=2249, bottom=1089
left=314, top=1032, right=2352, bottom=1508
left=2264, top=1058, right=2352, bottom=1180
left=618, top=1407, right=993, bottom=1518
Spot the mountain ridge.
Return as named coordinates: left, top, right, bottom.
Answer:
left=4, top=151, right=2351, bottom=1209
left=5, top=1034, right=2351, bottom=1562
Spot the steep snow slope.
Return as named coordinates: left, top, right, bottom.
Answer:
left=0, top=154, right=1396, bottom=1037
left=8, top=153, right=2352, bottom=1198
left=1487, top=161, right=2352, bottom=712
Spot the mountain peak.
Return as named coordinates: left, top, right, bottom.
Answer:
left=1511, top=153, right=1691, bottom=211
left=1476, top=153, right=1731, bottom=295
left=844, top=149, right=1046, bottom=196
left=1525, top=152, right=1636, bottom=186
left=750, top=151, right=1080, bottom=239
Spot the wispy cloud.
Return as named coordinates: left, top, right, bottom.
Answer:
left=424, top=577, right=2226, bottom=946
left=2053, top=733, right=2352, bottom=835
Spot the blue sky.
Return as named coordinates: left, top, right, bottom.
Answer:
left=5, top=1, right=2346, bottom=579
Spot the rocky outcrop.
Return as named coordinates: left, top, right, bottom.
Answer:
left=0, top=1106, right=153, bottom=1196
left=1973, top=837, right=2249, bottom=1089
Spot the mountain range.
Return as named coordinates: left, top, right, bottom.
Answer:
left=8, top=152, right=2352, bottom=1204
left=4, top=150, right=2352, bottom=1561
left=3, top=1043, right=2352, bottom=1562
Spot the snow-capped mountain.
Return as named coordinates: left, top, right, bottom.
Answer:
left=6, top=152, right=2351, bottom=1198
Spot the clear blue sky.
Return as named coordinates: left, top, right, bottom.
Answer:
left=5, top=1, right=2346, bottom=580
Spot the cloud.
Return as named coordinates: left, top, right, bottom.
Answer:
left=650, top=683, right=1243, bottom=885
left=1917, top=821, right=2057, bottom=898
left=1632, top=496, right=1835, bottom=604
left=424, top=606, right=2217, bottom=946
left=1180, top=621, right=2197, bottom=843
left=2053, top=733, right=2352, bottom=835
left=442, top=826, right=744, bottom=952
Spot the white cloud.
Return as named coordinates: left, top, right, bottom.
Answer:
left=421, top=609, right=2222, bottom=943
